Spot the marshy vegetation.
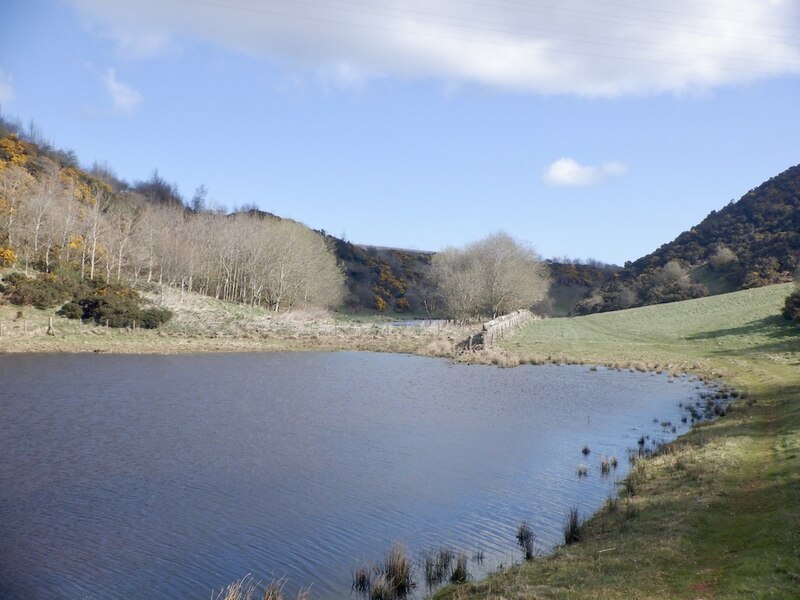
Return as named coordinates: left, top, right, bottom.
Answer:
left=350, top=544, right=476, bottom=599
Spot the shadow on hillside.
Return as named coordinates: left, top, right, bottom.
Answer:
left=686, top=315, right=800, bottom=357
left=688, top=315, right=795, bottom=341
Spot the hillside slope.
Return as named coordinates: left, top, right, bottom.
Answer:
left=435, top=283, right=800, bottom=599
left=577, top=164, right=800, bottom=313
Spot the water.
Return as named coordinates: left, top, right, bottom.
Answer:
left=0, top=352, right=703, bottom=599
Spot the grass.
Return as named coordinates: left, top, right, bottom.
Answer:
left=434, top=283, right=800, bottom=599
left=0, top=283, right=471, bottom=355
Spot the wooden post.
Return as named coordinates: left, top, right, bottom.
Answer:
left=46, top=316, right=55, bottom=336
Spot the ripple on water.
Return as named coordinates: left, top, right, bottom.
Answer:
left=0, top=353, right=705, bottom=599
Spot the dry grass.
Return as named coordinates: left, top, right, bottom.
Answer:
left=0, top=284, right=472, bottom=355
left=212, top=576, right=308, bottom=600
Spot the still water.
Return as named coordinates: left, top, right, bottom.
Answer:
left=0, top=352, right=702, bottom=599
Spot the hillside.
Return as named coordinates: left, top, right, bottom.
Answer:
left=576, top=164, right=800, bottom=313
left=1, top=121, right=601, bottom=318
left=435, top=283, right=800, bottom=599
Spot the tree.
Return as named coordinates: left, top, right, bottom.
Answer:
left=710, top=245, right=737, bottom=270
left=190, top=184, right=207, bottom=212
left=430, top=232, right=550, bottom=321
left=0, top=164, right=34, bottom=252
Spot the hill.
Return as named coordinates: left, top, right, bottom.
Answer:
left=576, top=164, right=800, bottom=314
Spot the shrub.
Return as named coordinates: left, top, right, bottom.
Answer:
left=4, top=272, right=75, bottom=309
left=59, top=301, right=83, bottom=319
left=139, top=307, right=173, bottom=329
left=782, top=289, right=800, bottom=322
left=0, top=247, right=17, bottom=267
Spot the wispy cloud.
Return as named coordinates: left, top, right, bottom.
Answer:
left=543, top=158, right=629, bottom=187
left=104, top=68, right=143, bottom=114
left=0, top=69, right=14, bottom=105
left=67, top=0, right=800, bottom=95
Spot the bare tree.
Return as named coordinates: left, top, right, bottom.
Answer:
left=431, top=232, right=549, bottom=321
left=0, top=164, right=35, bottom=253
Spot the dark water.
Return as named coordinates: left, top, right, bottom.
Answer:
left=0, top=352, right=703, bottom=599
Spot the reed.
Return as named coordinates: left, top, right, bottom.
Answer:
left=383, top=544, right=415, bottom=596
left=516, top=521, right=535, bottom=560
left=562, top=507, right=583, bottom=545
left=449, top=552, right=469, bottom=584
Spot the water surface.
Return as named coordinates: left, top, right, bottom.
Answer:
left=0, top=352, right=701, bottom=598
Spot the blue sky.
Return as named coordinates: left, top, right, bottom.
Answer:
left=1, top=0, right=799, bottom=265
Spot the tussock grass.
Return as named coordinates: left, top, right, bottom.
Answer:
left=562, top=507, right=583, bottom=545
left=383, top=544, right=414, bottom=596
left=515, top=521, right=536, bottom=560
left=212, top=576, right=307, bottom=600
left=449, top=553, right=469, bottom=584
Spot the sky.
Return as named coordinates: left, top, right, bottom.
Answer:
left=1, top=0, right=799, bottom=265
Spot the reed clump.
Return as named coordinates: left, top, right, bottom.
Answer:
left=422, top=547, right=454, bottom=587
left=383, top=544, right=415, bottom=597
left=213, top=576, right=308, bottom=600
left=449, top=552, right=470, bottom=583
left=562, top=507, right=583, bottom=545
left=516, top=520, right=536, bottom=560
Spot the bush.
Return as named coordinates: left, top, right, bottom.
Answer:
left=0, top=247, right=17, bottom=267
left=4, top=272, right=76, bottom=309
left=139, top=307, right=173, bottom=329
left=78, top=285, right=143, bottom=328
left=1, top=270, right=173, bottom=328
left=783, top=290, right=800, bottom=322
left=59, top=301, right=83, bottom=319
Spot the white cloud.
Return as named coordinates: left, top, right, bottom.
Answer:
left=0, top=69, right=14, bottom=104
left=104, top=68, right=143, bottom=114
left=543, top=158, right=629, bottom=187
left=67, top=0, right=800, bottom=96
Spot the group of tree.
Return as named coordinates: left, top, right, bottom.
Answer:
left=0, top=130, right=345, bottom=314
left=576, top=163, right=800, bottom=314
left=427, top=232, right=550, bottom=322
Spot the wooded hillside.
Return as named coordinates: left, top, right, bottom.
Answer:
left=576, top=164, right=800, bottom=314
left=0, top=125, right=345, bottom=314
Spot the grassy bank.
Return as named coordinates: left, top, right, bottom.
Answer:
left=0, top=285, right=469, bottom=355
left=434, top=283, right=800, bottom=599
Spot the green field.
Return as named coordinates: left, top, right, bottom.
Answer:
left=436, top=283, right=800, bottom=599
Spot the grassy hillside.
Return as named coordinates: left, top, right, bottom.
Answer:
left=436, top=283, right=800, bottom=599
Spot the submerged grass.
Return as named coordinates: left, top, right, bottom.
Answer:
left=434, top=283, right=800, bottom=599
